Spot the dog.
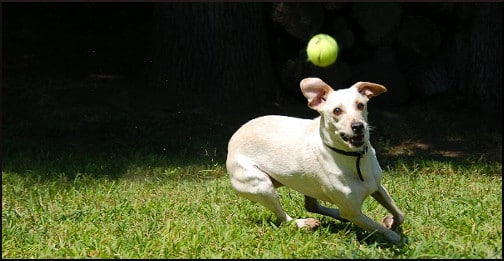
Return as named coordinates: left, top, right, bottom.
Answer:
left=226, top=77, right=405, bottom=243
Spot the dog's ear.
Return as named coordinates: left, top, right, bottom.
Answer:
left=353, top=82, right=388, bottom=98
left=300, top=78, right=333, bottom=110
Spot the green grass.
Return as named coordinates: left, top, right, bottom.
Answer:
left=2, top=140, right=502, bottom=258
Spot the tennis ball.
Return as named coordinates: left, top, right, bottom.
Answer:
left=306, top=34, right=339, bottom=67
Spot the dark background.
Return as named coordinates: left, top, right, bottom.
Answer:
left=2, top=2, right=502, bottom=164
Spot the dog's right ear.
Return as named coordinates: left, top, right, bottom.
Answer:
left=300, top=78, right=333, bottom=110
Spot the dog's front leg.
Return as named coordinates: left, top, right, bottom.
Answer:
left=371, top=185, right=405, bottom=230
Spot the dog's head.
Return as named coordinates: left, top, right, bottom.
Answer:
left=300, top=77, right=387, bottom=151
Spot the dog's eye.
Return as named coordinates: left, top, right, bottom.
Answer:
left=333, top=107, right=342, bottom=115
left=356, top=103, right=365, bottom=111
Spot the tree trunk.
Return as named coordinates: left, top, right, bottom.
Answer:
left=352, top=3, right=403, bottom=46
left=145, top=3, right=277, bottom=116
left=454, top=3, right=502, bottom=114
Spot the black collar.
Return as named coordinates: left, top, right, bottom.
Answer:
left=326, top=144, right=368, bottom=181
left=326, top=145, right=367, bottom=157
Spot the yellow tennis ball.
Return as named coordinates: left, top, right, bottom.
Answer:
left=306, top=34, right=339, bottom=67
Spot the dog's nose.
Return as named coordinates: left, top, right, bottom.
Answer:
left=351, top=122, right=364, bottom=134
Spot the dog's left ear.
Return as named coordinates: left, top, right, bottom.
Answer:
left=352, top=82, right=388, bottom=98
left=300, top=78, right=333, bottom=110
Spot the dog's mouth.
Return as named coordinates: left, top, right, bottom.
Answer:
left=340, top=134, right=365, bottom=147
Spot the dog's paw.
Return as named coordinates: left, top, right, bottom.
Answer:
left=295, top=218, right=321, bottom=230
left=381, top=214, right=394, bottom=229
left=382, top=214, right=404, bottom=230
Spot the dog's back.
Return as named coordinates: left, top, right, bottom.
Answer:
left=227, top=115, right=316, bottom=157
left=227, top=115, right=317, bottom=179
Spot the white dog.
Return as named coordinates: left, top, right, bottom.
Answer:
left=226, top=77, right=405, bottom=243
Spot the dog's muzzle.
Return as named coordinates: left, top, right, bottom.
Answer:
left=340, top=134, right=365, bottom=147
left=340, top=122, right=365, bottom=147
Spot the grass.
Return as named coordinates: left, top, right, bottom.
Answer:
left=2, top=134, right=502, bottom=258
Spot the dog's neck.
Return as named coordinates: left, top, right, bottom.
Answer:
left=325, top=144, right=368, bottom=181
left=326, top=145, right=367, bottom=157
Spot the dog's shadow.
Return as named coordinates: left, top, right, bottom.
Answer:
left=318, top=219, right=409, bottom=250
left=252, top=215, right=409, bottom=251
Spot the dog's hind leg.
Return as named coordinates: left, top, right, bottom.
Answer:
left=304, top=196, right=349, bottom=222
left=228, top=159, right=319, bottom=229
left=228, top=160, right=294, bottom=224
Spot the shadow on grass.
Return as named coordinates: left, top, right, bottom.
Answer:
left=248, top=215, right=410, bottom=251
left=369, top=96, right=502, bottom=177
left=316, top=218, right=409, bottom=250
left=2, top=84, right=502, bottom=184
left=2, top=126, right=231, bottom=183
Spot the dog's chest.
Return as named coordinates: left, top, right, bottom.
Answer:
left=317, top=153, right=382, bottom=198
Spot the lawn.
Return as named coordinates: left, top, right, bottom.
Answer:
left=2, top=97, right=502, bottom=258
